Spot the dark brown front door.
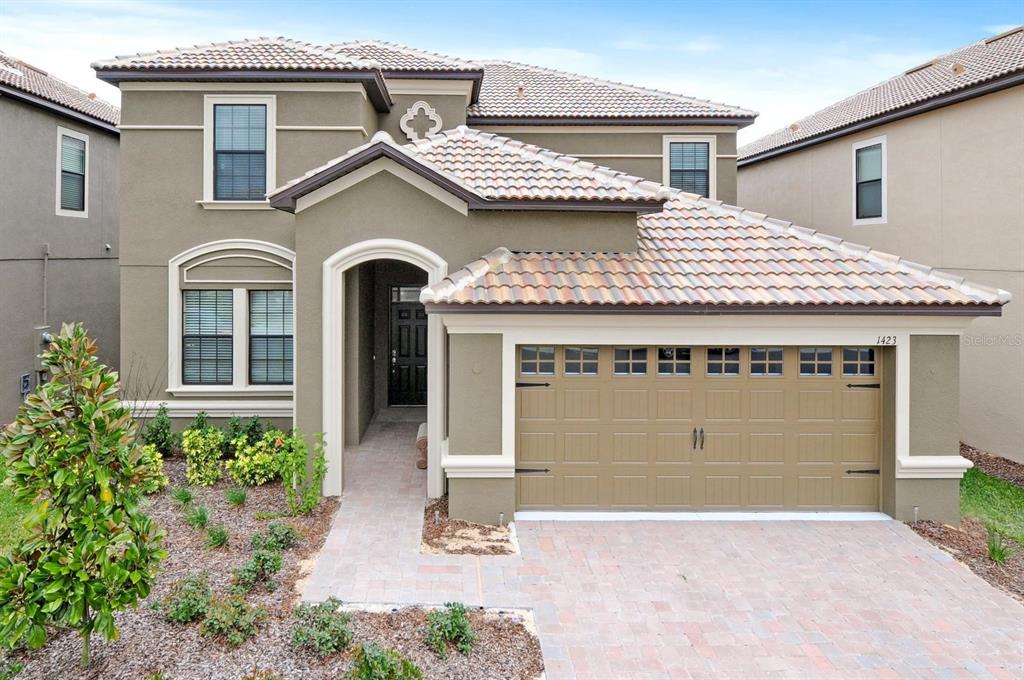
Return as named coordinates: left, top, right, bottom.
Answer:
left=389, top=286, right=428, bottom=405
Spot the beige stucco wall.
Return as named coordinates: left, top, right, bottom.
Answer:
left=909, top=336, right=960, bottom=456
left=738, top=86, right=1024, bottom=461
left=448, top=478, right=515, bottom=525
left=447, top=334, right=502, bottom=455
left=378, top=93, right=468, bottom=141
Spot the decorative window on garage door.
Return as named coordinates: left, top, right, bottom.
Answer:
left=800, top=347, right=833, bottom=376
left=707, top=347, right=740, bottom=376
left=750, top=347, right=784, bottom=376
left=613, top=347, right=648, bottom=375
left=564, top=347, right=599, bottom=375
left=519, top=346, right=555, bottom=375
left=842, top=347, right=876, bottom=376
left=657, top=347, right=691, bottom=375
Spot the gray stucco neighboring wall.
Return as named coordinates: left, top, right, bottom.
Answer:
left=0, top=96, right=119, bottom=423
left=447, top=334, right=502, bottom=455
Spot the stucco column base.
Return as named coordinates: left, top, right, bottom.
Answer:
left=448, top=478, right=515, bottom=526
left=892, top=478, right=961, bottom=525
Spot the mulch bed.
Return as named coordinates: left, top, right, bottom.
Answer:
left=911, top=517, right=1024, bottom=603
left=961, top=443, right=1024, bottom=487
left=4, top=459, right=542, bottom=679
left=422, top=496, right=516, bottom=555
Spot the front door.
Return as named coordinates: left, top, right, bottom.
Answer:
left=389, top=285, right=428, bottom=405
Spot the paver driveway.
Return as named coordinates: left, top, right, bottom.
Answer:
left=305, top=418, right=1024, bottom=679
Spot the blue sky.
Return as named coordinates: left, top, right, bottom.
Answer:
left=1, top=0, right=1020, bottom=143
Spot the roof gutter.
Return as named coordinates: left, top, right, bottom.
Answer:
left=0, top=84, right=119, bottom=134
left=94, top=68, right=393, bottom=112
left=739, top=70, right=1024, bottom=166
left=466, top=115, right=757, bottom=128
left=425, top=302, right=1003, bottom=317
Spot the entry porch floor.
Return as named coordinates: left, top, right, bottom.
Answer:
left=304, top=419, right=1024, bottom=679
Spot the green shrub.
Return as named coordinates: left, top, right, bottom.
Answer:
left=254, top=511, right=285, bottom=521
left=291, top=597, right=353, bottom=657
left=200, top=596, right=264, bottom=647
left=231, top=550, right=282, bottom=594
left=225, top=487, right=247, bottom=507
left=251, top=522, right=299, bottom=552
left=206, top=526, right=229, bottom=549
left=225, top=431, right=284, bottom=486
left=142, top=404, right=176, bottom=456
left=425, top=602, right=476, bottom=658
left=347, top=643, right=422, bottom=680
left=188, top=412, right=210, bottom=432
left=986, top=525, right=1013, bottom=563
left=226, top=417, right=268, bottom=458
left=279, top=430, right=328, bottom=515
left=171, top=487, right=194, bottom=506
left=182, top=427, right=224, bottom=487
left=138, top=444, right=170, bottom=495
left=160, top=573, right=210, bottom=624
left=0, top=660, right=24, bottom=680
left=186, top=505, right=209, bottom=529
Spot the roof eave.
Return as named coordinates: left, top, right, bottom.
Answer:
left=382, top=69, right=484, bottom=103
left=467, top=115, right=757, bottom=128
left=0, top=83, right=119, bottom=133
left=425, top=302, right=1005, bottom=316
left=739, top=69, right=1024, bottom=166
left=94, top=68, right=394, bottom=112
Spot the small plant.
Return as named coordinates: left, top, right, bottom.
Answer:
left=188, top=411, right=210, bottom=432
left=291, top=597, right=353, bottom=657
left=160, top=573, right=211, bottom=624
left=251, top=522, right=299, bottom=552
left=142, top=404, right=177, bottom=456
left=0, top=660, right=24, bottom=680
left=347, top=643, right=422, bottom=680
left=231, top=550, right=283, bottom=594
left=171, top=486, right=194, bottom=505
left=986, top=526, right=1013, bottom=563
left=182, top=427, right=225, bottom=486
left=225, top=487, right=247, bottom=507
left=425, top=602, right=476, bottom=659
left=138, top=444, right=170, bottom=495
left=186, top=505, right=209, bottom=529
left=207, top=525, right=229, bottom=549
left=240, top=672, right=281, bottom=680
left=225, top=431, right=283, bottom=486
left=279, top=430, right=328, bottom=515
left=254, top=511, right=286, bottom=521
left=200, top=596, right=264, bottom=647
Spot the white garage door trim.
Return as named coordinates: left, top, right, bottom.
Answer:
left=515, top=511, right=892, bottom=522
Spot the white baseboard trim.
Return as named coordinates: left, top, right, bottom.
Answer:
left=896, top=454, right=974, bottom=479
left=514, top=511, right=892, bottom=522
left=126, top=399, right=294, bottom=419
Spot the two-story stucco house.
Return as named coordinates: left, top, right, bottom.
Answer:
left=94, top=37, right=1009, bottom=526
left=738, top=27, right=1023, bottom=462
left=0, top=52, right=120, bottom=424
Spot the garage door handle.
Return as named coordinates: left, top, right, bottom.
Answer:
left=698, top=427, right=705, bottom=450
left=515, top=467, right=551, bottom=474
left=516, top=381, right=551, bottom=388
left=846, top=468, right=880, bottom=475
left=692, top=427, right=698, bottom=450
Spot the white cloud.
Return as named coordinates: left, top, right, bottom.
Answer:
left=983, top=23, right=1020, bottom=35
left=613, top=36, right=722, bottom=54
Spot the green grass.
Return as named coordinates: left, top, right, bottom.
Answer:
left=0, top=468, right=28, bottom=556
left=961, top=467, right=1024, bottom=544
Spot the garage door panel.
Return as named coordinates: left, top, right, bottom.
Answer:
left=797, top=476, right=834, bottom=506
left=655, top=433, right=693, bottom=462
left=705, top=476, right=742, bottom=506
left=842, top=391, right=879, bottom=420
left=705, top=389, right=742, bottom=420
left=748, top=476, right=785, bottom=507
left=750, top=390, right=785, bottom=420
left=655, top=389, right=693, bottom=420
left=612, top=476, right=648, bottom=507
left=564, top=432, right=600, bottom=463
left=612, top=432, right=648, bottom=463
left=798, top=391, right=834, bottom=420
left=519, top=389, right=557, bottom=420
left=562, top=476, right=600, bottom=506
left=797, top=433, right=834, bottom=463
left=841, top=433, right=878, bottom=463
left=518, top=475, right=555, bottom=507
left=612, top=390, right=648, bottom=419
left=519, top=432, right=555, bottom=463
left=749, top=432, right=786, bottom=463
left=655, top=476, right=692, bottom=506
left=564, top=389, right=600, bottom=419
left=841, top=476, right=879, bottom=508
left=704, top=432, right=742, bottom=463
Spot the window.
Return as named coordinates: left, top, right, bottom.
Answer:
left=391, top=285, right=422, bottom=302
left=182, top=290, right=233, bottom=384
left=214, top=104, right=267, bottom=200
left=843, top=347, right=876, bottom=376
left=657, top=347, right=691, bottom=375
left=56, top=127, right=87, bottom=216
left=250, top=290, right=293, bottom=385
left=520, top=346, right=555, bottom=375
left=707, top=347, right=740, bottom=376
left=663, top=136, right=715, bottom=199
left=799, top=347, right=833, bottom=376
left=614, top=347, right=647, bottom=375
left=853, top=137, right=885, bottom=223
left=564, top=347, right=599, bottom=375
left=750, top=347, right=784, bottom=376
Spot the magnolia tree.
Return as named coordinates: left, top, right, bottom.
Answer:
left=0, top=324, right=166, bottom=667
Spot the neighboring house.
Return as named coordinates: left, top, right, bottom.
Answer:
left=738, top=26, right=1024, bottom=462
left=94, top=37, right=1009, bottom=527
left=0, top=51, right=120, bottom=424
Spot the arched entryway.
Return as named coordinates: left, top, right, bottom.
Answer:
left=321, top=239, right=447, bottom=499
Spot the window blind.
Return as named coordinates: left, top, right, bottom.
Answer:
left=214, top=104, right=267, bottom=201
left=182, top=290, right=233, bottom=384
left=668, top=141, right=710, bottom=197
left=250, top=290, right=293, bottom=385
left=60, top=135, right=86, bottom=211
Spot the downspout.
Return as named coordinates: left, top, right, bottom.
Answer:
left=41, top=242, right=50, bottom=326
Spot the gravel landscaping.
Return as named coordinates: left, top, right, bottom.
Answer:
left=3, top=460, right=542, bottom=679
left=421, top=496, right=516, bottom=555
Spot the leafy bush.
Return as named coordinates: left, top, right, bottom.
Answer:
left=188, top=412, right=210, bottom=432
left=986, top=526, right=1013, bottom=563
left=181, top=428, right=224, bottom=487
left=251, top=523, right=299, bottom=552
left=0, top=660, right=23, bottom=680
left=0, top=324, right=166, bottom=667
left=425, top=602, right=476, bottom=658
left=226, top=416, right=267, bottom=458
left=291, top=597, right=353, bottom=657
left=225, top=487, right=247, bottom=507
left=231, top=550, right=283, bottom=594
left=225, top=431, right=284, bottom=486
left=207, top=526, right=229, bottom=549
left=347, top=644, right=422, bottom=680
left=186, top=505, right=209, bottom=529
left=200, top=596, right=264, bottom=647
left=171, top=487, right=194, bottom=506
left=139, top=444, right=170, bottom=495
left=142, top=404, right=177, bottom=456
left=279, top=431, right=328, bottom=515
left=160, top=573, right=210, bottom=624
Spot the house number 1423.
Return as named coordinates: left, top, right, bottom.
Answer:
left=876, top=335, right=897, bottom=345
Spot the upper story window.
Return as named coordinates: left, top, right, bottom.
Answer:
left=202, top=95, right=276, bottom=207
left=663, top=136, right=715, bottom=199
left=56, top=126, right=87, bottom=217
left=853, top=136, right=886, bottom=224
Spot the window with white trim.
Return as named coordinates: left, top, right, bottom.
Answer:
left=663, top=135, right=716, bottom=199
left=202, top=95, right=276, bottom=205
left=56, top=126, right=88, bottom=217
left=249, top=290, right=293, bottom=385
left=853, top=136, right=885, bottom=224
left=182, top=290, right=234, bottom=385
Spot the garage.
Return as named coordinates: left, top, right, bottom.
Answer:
left=515, top=345, right=882, bottom=511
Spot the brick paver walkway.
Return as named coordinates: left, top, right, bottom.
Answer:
left=305, top=419, right=1024, bottom=679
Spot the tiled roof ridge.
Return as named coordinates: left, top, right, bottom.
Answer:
left=92, top=36, right=381, bottom=70
left=424, top=247, right=513, bottom=303
left=478, top=59, right=757, bottom=118
left=330, top=39, right=481, bottom=69
left=408, top=125, right=677, bottom=201
left=1, top=50, right=119, bottom=124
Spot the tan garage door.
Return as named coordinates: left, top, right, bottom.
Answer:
left=515, top=345, right=881, bottom=511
